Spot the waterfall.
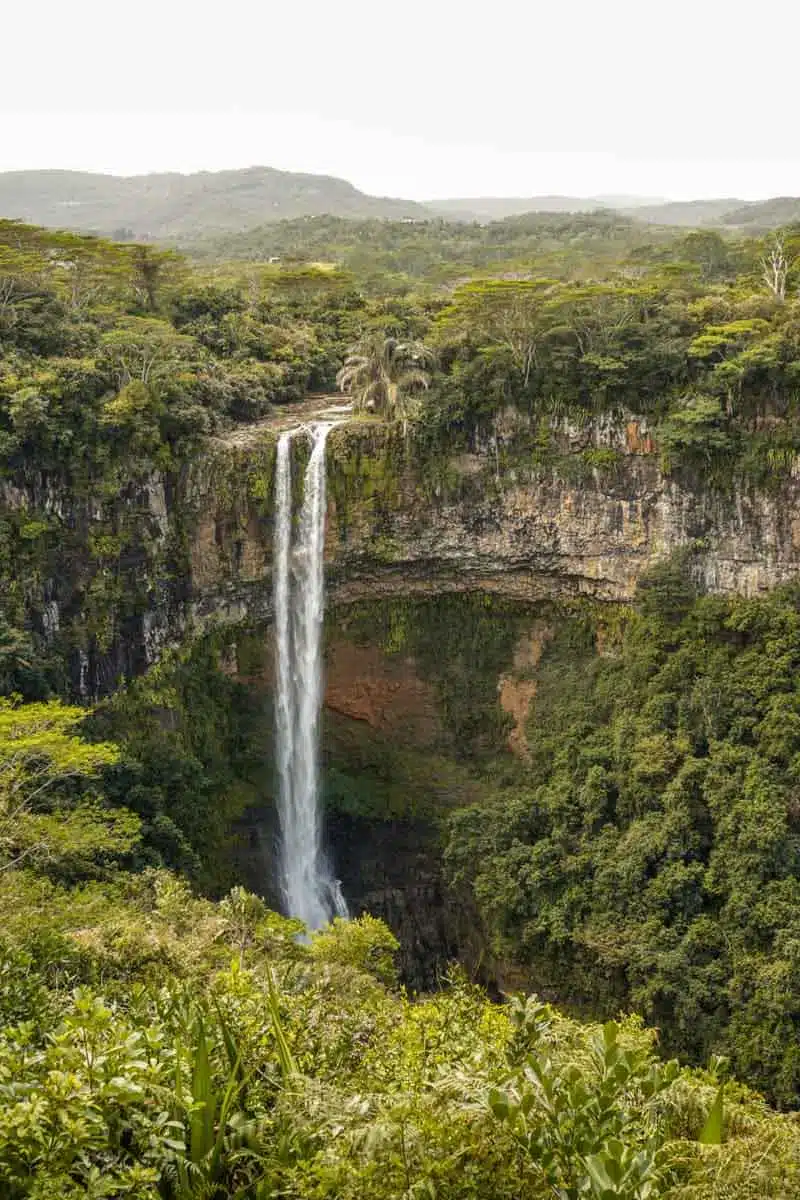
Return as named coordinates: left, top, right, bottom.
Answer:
left=273, top=423, right=347, bottom=930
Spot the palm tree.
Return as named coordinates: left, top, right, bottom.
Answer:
left=336, top=334, right=435, bottom=426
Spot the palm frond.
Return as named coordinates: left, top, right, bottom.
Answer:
left=337, top=333, right=435, bottom=423
left=395, top=368, right=431, bottom=391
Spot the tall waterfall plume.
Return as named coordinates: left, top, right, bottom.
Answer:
left=273, top=423, right=347, bottom=930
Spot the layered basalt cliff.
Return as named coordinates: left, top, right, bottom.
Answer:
left=7, top=411, right=800, bottom=698
left=185, top=415, right=800, bottom=643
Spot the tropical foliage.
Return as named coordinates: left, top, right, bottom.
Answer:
left=0, top=703, right=797, bottom=1199
left=336, top=333, right=434, bottom=423
left=5, top=209, right=800, bottom=1193
left=446, top=564, right=800, bottom=1109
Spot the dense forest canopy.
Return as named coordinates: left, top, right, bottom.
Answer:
left=185, top=210, right=669, bottom=282
left=4, top=210, right=800, bottom=1194
left=446, top=570, right=800, bottom=1108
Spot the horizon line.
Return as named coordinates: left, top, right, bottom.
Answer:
left=0, top=164, right=791, bottom=207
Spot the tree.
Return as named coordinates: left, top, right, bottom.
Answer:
left=0, top=245, right=48, bottom=320
left=761, top=234, right=791, bottom=301
left=435, top=279, right=554, bottom=387
left=128, top=244, right=185, bottom=312
left=50, top=236, right=122, bottom=312
left=98, top=317, right=196, bottom=391
left=336, top=333, right=434, bottom=426
left=676, top=230, right=737, bottom=282
left=0, top=699, right=135, bottom=876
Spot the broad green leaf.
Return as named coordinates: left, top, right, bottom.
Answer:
left=699, top=1085, right=724, bottom=1145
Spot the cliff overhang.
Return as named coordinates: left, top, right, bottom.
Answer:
left=184, top=415, right=800, bottom=641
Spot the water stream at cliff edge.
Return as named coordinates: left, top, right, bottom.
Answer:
left=273, top=423, right=348, bottom=930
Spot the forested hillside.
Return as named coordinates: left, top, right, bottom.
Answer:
left=422, top=195, right=669, bottom=221
left=2, top=166, right=798, bottom=241
left=447, top=571, right=800, bottom=1107
left=718, top=197, right=800, bottom=232
left=186, top=210, right=667, bottom=282
left=4, top=209, right=800, bottom=1195
left=4, top=714, right=798, bottom=1198
left=0, top=168, right=427, bottom=239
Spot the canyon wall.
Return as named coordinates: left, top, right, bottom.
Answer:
left=178, top=414, right=800, bottom=983
left=185, top=416, right=800, bottom=642
left=8, top=412, right=800, bottom=695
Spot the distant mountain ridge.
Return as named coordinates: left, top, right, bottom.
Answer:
left=618, top=198, right=749, bottom=227
left=0, top=167, right=797, bottom=238
left=423, top=196, right=785, bottom=227
left=0, top=167, right=429, bottom=238
left=424, top=195, right=670, bottom=222
left=714, top=196, right=800, bottom=231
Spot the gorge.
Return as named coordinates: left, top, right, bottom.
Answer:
left=10, top=409, right=800, bottom=994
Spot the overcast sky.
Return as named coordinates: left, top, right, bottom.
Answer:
left=4, top=0, right=799, bottom=200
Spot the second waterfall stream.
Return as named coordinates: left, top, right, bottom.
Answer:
left=273, top=423, right=348, bottom=930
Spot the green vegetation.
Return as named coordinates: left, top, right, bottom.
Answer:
left=1, top=703, right=799, bottom=1198
left=336, top=333, right=434, bottom=425
left=0, top=219, right=434, bottom=692
left=446, top=563, right=800, bottom=1108
left=191, top=210, right=668, bottom=286
left=74, top=580, right=800, bottom=1118
left=187, top=211, right=800, bottom=488
left=333, top=596, right=526, bottom=760
left=5, top=203, right=800, bottom=1192
left=719, top=198, right=800, bottom=232
left=3, top=166, right=798, bottom=245
left=92, top=636, right=271, bottom=895
left=422, top=239, right=800, bottom=484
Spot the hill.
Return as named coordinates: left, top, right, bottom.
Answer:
left=426, top=195, right=800, bottom=230
left=717, top=195, right=800, bottom=230
left=620, top=197, right=747, bottom=225
left=426, top=194, right=669, bottom=222
left=426, top=196, right=604, bottom=221
left=185, top=210, right=670, bottom=281
left=630, top=196, right=800, bottom=230
left=0, top=166, right=428, bottom=238
left=2, top=166, right=798, bottom=246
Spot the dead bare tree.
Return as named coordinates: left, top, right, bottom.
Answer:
left=761, top=235, right=790, bottom=301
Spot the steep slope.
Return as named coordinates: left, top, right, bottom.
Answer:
left=0, top=166, right=428, bottom=237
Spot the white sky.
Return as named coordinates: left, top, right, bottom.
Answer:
left=3, top=0, right=799, bottom=201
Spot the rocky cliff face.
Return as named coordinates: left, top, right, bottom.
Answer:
left=9, top=412, right=799, bottom=697
left=184, top=416, right=800, bottom=645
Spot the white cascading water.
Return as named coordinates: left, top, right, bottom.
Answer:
left=273, top=424, right=347, bottom=930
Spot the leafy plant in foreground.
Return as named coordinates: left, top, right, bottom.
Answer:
left=490, top=999, right=679, bottom=1199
